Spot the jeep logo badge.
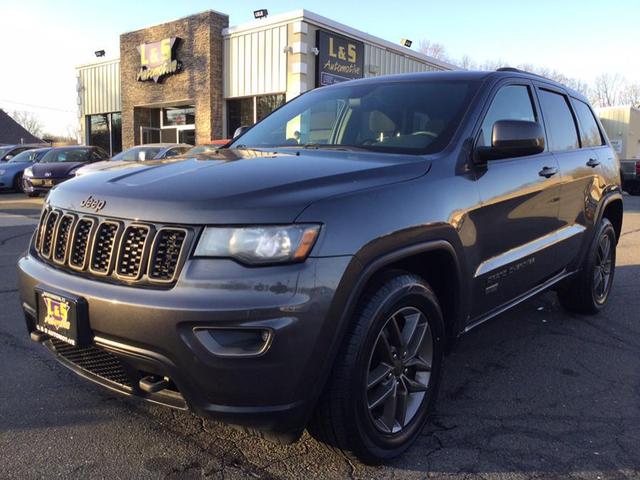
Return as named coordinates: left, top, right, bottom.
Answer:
left=80, top=195, right=106, bottom=212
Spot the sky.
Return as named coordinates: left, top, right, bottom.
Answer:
left=1, top=0, right=639, bottom=136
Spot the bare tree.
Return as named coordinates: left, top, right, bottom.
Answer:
left=591, top=74, right=624, bottom=107
left=620, top=83, right=640, bottom=108
left=9, top=110, right=43, bottom=138
left=418, top=40, right=449, bottom=62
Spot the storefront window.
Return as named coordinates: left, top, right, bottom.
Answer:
left=163, top=106, right=195, bottom=126
left=256, top=94, right=286, bottom=122
left=88, top=114, right=110, bottom=154
left=227, top=97, right=254, bottom=137
left=227, top=94, right=286, bottom=138
left=86, top=112, right=122, bottom=156
left=110, top=112, right=122, bottom=154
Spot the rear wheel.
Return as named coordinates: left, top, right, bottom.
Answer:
left=309, top=272, right=445, bottom=464
left=558, top=217, right=616, bottom=314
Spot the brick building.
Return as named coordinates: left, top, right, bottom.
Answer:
left=76, top=9, right=456, bottom=154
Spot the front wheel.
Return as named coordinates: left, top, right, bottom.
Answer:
left=13, top=173, right=24, bottom=193
left=558, top=218, right=616, bottom=314
left=309, top=272, right=445, bottom=464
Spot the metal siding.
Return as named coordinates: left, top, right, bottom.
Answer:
left=363, top=44, right=442, bottom=78
left=225, top=24, right=288, bottom=97
left=77, top=60, right=121, bottom=116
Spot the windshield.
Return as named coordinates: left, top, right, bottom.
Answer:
left=8, top=149, right=44, bottom=163
left=41, top=148, right=92, bottom=163
left=112, top=146, right=163, bottom=161
left=231, top=79, right=480, bottom=155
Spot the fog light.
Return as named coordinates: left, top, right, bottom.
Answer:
left=194, top=328, right=272, bottom=357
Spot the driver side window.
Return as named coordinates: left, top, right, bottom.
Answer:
left=480, top=85, right=537, bottom=148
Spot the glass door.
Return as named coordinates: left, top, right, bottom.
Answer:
left=140, top=127, right=161, bottom=144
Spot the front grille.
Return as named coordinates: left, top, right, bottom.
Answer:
left=116, top=226, right=151, bottom=279
left=50, top=338, right=133, bottom=389
left=148, top=229, right=187, bottom=282
left=34, top=207, right=191, bottom=287
left=69, top=218, right=94, bottom=269
left=53, top=214, right=75, bottom=264
left=41, top=210, right=59, bottom=258
left=90, top=222, right=120, bottom=274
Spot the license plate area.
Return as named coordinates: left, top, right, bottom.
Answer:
left=35, top=286, right=90, bottom=347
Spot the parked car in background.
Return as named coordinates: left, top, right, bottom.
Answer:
left=0, top=144, right=48, bottom=162
left=74, top=143, right=192, bottom=176
left=0, top=147, right=51, bottom=192
left=22, top=146, right=109, bottom=197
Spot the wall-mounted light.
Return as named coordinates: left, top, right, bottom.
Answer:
left=400, top=39, right=412, bottom=48
left=254, top=9, right=268, bottom=19
left=282, top=45, right=293, bottom=54
left=94, top=50, right=105, bottom=57
left=311, top=47, right=319, bottom=56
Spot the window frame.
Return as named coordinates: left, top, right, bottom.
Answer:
left=473, top=79, right=547, bottom=160
left=533, top=84, right=582, bottom=153
left=569, top=97, right=605, bottom=149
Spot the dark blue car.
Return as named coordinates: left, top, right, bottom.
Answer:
left=0, top=147, right=51, bottom=192
left=22, top=146, right=109, bottom=197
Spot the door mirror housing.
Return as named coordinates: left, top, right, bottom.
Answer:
left=476, top=120, right=545, bottom=162
left=233, top=125, right=251, bottom=139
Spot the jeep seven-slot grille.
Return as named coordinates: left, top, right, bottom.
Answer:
left=34, top=207, right=189, bottom=287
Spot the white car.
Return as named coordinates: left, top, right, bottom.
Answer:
left=74, top=143, right=192, bottom=176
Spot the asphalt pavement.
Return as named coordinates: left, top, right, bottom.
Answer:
left=1, top=191, right=638, bottom=480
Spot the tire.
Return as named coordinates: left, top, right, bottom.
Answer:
left=558, top=218, right=616, bottom=314
left=13, top=173, right=23, bottom=193
left=309, top=272, right=445, bottom=464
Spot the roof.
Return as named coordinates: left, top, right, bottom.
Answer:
left=223, top=9, right=458, bottom=71
left=0, top=109, right=44, bottom=145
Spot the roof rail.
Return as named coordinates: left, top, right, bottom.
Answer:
left=495, top=66, right=555, bottom=82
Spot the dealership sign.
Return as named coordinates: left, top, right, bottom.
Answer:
left=315, top=30, right=364, bottom=87
left=137, top=37, right=182, bottom=83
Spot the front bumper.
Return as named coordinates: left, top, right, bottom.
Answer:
left=18, top=251, right=353, bottom=439
left=23, top=176, right=68, bottom=194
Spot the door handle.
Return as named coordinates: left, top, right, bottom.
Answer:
left=586, top=158, right=600, bottom=168
left=538, top=166, right=558, bottom=178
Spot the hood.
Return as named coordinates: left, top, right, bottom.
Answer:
left=32, top=161, right=86, bottom=178
left=47, top=148, right=430, bottom=224
left=75, top=160, right=136, bottom=176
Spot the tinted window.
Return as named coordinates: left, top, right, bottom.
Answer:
left=233, top=80, right=481, bottom=155
left=479, top=85, right=536, bottom=147
left=573, top=100, right=603, bottom=147
left=8, top=149, right=42, bottom=163
left=538, top=89, right=579, bottom=152
left=41, top=148, right=93, bottom=163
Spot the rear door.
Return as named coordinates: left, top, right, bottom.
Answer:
left=469, top=80, right=563, bottom=319
left=534, top=86, right=603, bottom=270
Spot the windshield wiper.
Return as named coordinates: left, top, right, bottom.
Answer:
left=299, top=144, right=369, bottom=152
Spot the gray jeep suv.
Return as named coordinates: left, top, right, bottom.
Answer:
left=17, top=69, right=622, bottom=463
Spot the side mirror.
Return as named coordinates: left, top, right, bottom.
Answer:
left=5, top=154, right=13, bottom=160
left=233, top=125, right=251, bottom=139
left=476, top=120, right=545, bottom=162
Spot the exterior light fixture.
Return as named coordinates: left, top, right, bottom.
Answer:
left=254, top=9, right=268, bottom=19
left=400, top=39, right=412, bottom=48
left=95, top=50, right=106, bottom=57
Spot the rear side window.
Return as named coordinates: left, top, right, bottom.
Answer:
left=573, top=100, right=604, bottom=147
left=538, top=89, right=579, bottom=152
left=479, top=85, right=536, bottom=147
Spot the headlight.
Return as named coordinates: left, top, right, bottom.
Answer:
left=194, top=224, right=320, bottom=265
left=23, top=167, right=33, bottom=177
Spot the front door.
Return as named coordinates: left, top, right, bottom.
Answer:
left=469, top=82, right=563, bottom=319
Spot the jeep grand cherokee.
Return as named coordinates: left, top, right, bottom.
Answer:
left=17, top=69, right=623, bottom=463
